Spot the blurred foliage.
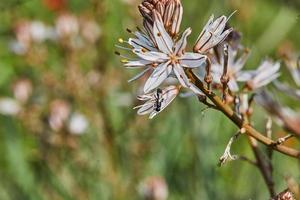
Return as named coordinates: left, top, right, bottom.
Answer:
left=0, top=0, right=299, bottom=199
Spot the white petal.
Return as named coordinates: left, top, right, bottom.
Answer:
left=134, top=31, right=155, bottom=47
left=211, top=16, right=227, bottom=34
left=128, top=38, right=156, bottom=52
left=170, top=0, right=183, bottom=36
left=173, top=63, right=191, bottom=88
left=254, top=73, right=280, bottom=88
left=125, top=60, right=152, bottom=68
left=133, top=50, right=169, bottom=62
left=143, top=63, right=172, bottom=93
left=137, top=102, right=154, bottom=115
left=236, top=71, right=255, bottom=82
left=137, top=94, right=152, bottom=101
left=174, top=28, right=192, bottom=56
left=254, top=62, right=280, bottom=83
left=159, top=85, right=179, bottom=108
left=180, top=53, right=207, bottom=68
left=151, top=61, right=171, bottom=78
left=196, top=15, right=214, bottom=43
left=153, top=11, right=174, bottom=54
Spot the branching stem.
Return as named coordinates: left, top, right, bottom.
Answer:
left=186, top=69, right=300, bottom=159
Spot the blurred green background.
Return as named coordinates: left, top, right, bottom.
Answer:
left=0, top=0, right=299, bottom=199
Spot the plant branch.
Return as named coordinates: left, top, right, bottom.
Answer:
left=186, top=69, right=300, bottom=159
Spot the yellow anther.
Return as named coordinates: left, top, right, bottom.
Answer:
left=118, top=38, right=124, bottom=43
left=121, top=59, right=128, bottom=63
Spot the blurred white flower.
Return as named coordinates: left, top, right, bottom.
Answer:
left=55, top=13, right=79, bottom=38
left=68, top=113, right=88, bottom=135
left=30, top=21, right=56, bottom=42
left=49, top=100, right=70, bottom=131
left=274, top=81, right=300, bottom=100
left=134, top=85, right=179, bottom=119
left=13, top=79, right=33, bottom=103
left=15, top=21, right=32, bottom=48
left=138, top=176, right=168, bottom=200
left=210, top=45, right=250, bottom=91
left=81, top=19, right=102, bottom=43
left=193, top=13, right=234, bottom=53
left=243, top=60, right=280, bottom=90
left=0, top=97, right=21, bottom=116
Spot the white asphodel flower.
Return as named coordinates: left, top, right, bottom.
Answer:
left=134, top=85, right=179, bottom=119
left=122, top=11, right=207, bottom=93
left=193, top=13, right=234, bottom=53
left=242, top=60, right=281, bottom=90
left=210, top=45, right=250, bottom=92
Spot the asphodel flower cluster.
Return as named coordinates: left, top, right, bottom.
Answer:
left=117, top=0, right=281, bottom=118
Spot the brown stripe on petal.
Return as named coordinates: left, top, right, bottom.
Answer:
left=163, top=1, right=175, bottom=29
left=171, top=2, right=182, bottom=36
left=197, top=32, right=213, bottom=52
left=156, top=2, right=165, bottom=16
left=143, top=20, right=157, bottom=46
left=130, top=39, right=151, bottom=51
left=214, top=16, right=226, bottom=32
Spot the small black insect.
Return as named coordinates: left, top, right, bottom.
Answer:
left=154, top=88, right=164, bottom=112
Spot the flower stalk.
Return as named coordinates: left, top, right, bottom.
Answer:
left=186, top=69, right=300, bottom=159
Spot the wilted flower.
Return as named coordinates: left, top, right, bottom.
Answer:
left=121, top=11, right=206, bottom=93
left=244, top=60, right=280, bottom=90
left=193, top=14, right=234, bottom=53
left=0, top=97, right=21, bottom=116
left=134, top=85, right=179, bottom=118
left=68, top=112, right=89, bottom=135
left=138, top=176, right=168, bottom=200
